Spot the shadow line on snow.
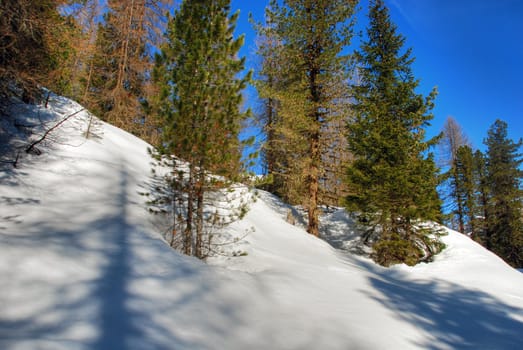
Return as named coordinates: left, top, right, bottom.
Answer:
left=0, top=162, right=277, bottom=349
left=353, top=258, right=523, bottom=349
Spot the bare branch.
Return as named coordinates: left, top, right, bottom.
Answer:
left=25, top=108, right=85, bottom=154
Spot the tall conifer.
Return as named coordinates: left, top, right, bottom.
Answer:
left=484, top=120, right=522, bottom=267
left=346, top=0, right=442, bottom=266
left=473, top=149, right=490, bottom=245
left=454, top=145, right=476, bottom=234
left=153, top=0, right=250, bottom=258
left=254, top=0, right=357, bottom=235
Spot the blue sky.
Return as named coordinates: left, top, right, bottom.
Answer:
left=231, top=0, right=522, bottom=172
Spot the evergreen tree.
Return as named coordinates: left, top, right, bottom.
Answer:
left=346, top=0, right=443, bottom=266
left=153, top=0, right=250, bottom=259
left=252, top=11, right=285, bottom=195
left=454, top=145, right=476, bottom=234
left=484, top=119, right=522, bottom=267
left=473, top=149, right=490, bottom=245
left=254, top=0, right=357, bottom=235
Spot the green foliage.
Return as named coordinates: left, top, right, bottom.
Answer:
left=89, top=20, right=119, bottom=115
left=346, top=0, right=443, bottom=266
left=152, top=0, right=251, bottom=259
left=43, top=13, right=80, bottom=97
left=484, top=120, right=522, bottom=267
left=0, top=0, right=75, bottom=103
left=372, top=234, right=423, bottom=267
left=452, top=145, right=476, bottom=233
left=472, top=149, right=490, bottom=245
left=254, top=0, right=357, bottom=235
left=155, top=0, right=249, bottom=174
left=371, top=225, right=446, bottom=267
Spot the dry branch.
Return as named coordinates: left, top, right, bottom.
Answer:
left=25, top=108, right=85, bottom=154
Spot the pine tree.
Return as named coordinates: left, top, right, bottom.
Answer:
left=484, top=119, right=522, bottom=267
left=346, top=0, right=443, bottom=266
left=153, top=0, right=250, bottom=259
left=454, top=145, right=476, bottom=234
left=252, top=12, right=284, bottom=194
left=254, top=0, right=357, bottom=235
left=473, top=149, right=490, bottom=245
left=253, top=9, right=309, bottom=204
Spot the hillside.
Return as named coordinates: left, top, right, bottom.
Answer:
left=1, top=95, right=522, bottom=349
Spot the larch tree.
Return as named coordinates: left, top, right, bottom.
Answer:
left=438, top=116, right=471, bottom=232
left=439, top=116, right=470, bottom=168
left=88, top=0, right=168, bottom=141
left=153, top=0, right=250, bottom=259
left=254, top=0, right=357, bottom=235
left=346, top=0, right=443, bottom=266
left=0, top=0, right=76, bottom=105
left=63, top=0, right=102, bottom=105
left=484, top=119, right=522, bottom=268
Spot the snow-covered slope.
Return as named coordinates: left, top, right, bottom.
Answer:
left=1, top=96, right=522, bottom=349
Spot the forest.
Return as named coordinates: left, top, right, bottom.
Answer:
left=1, top=0, right=521, bottom=268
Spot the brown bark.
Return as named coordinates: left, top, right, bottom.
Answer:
left=304, top=4, right=322, bottom=235
left=306, top=49, right=321, bottom=236
left=195, top=177, right=204, bottom=259
left=308, top=130, right=320, bottom=236
left=184, top=164, right=195, bottom=256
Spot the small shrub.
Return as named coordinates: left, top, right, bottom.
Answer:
left=372, top=234, right=423, bottom=267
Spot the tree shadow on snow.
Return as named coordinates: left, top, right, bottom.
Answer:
left=0, top=164, right=264, bottom=349
left=0, top=167, right=149, bottom=349
left=320, top=209, right=368, bottom=255
left=257, top=191, right=308, bottom=227
left=357, top=259, right=523, bottom=349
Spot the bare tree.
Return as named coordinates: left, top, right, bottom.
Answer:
left=439, top=116, right=470, bottom=168
left=438, top=116, right=471, bottom=232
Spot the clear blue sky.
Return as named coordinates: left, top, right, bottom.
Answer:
left=231, top=0, right=523, bottom=172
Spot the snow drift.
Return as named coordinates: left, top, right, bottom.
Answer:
left=1, top=95, right=522, bottom=349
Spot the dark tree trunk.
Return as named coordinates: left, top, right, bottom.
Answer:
left=185, top=164, right=195, bottom=256
left=195, top=173, right=204, bottom=259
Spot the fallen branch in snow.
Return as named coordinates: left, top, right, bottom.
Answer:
left=0, top=151, right=20, bottom=168
left=25, top=108, right=85, bottom=155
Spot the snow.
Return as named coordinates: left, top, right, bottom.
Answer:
left=1, top=95, right=522, bottom=349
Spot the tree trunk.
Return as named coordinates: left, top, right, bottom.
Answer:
left=185, top=164, right=194, bottom=256
left=307, top=59, right=320, bottom=237
left=116, top=0, right=135, bottom=92
left=453, top=166, right=465, bottom=233
left=308, top=130, right=320, bottom=236
left=265, top=97, right=276, bottom=175
left=195, top=172, right=204, bottom=259
left=481, top=192, right=491, bottom=249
